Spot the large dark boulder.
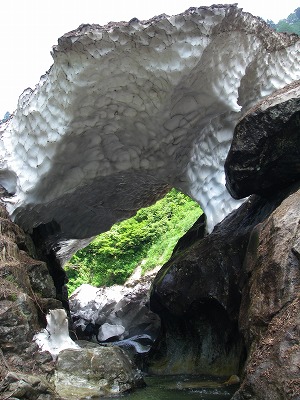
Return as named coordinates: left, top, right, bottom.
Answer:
left=225, top=81, right=300, bottom=199
left=150, top=180, right=300, bottom=398
left=149, top=191, right=286, bottom=376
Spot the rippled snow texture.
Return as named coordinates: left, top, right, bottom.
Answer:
left=0, top=5, right=299, bottom=259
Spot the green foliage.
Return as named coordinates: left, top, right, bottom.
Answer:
left=65, top=189, right=202, bottom=293
left=268, top=8, right=300, bottom=35
left=276, top=19, right=300, bottom=35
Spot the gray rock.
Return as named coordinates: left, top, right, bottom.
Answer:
left=149, top=195, right=267, bottom=375
left=0, top=372, right=56, bottom=400
left=233, top=184, right=300, bottom=399
left=233, top=297, right=300, bottom=400
left=70, top=269, right=161, bottom=350
left=55, top=346, right=144, bottom=398
left=0, top=202, right=57, bottom=393
left=21, top=252, right=56, bottom=298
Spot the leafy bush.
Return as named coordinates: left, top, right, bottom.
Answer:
left=65, top=189, right=202, bottom=293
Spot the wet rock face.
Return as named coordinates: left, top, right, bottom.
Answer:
left=223, top=84, right=300, bottom=398
left=239, top=186, right=300, bottom=347
left=150, top=181, right=300, bottom=395
left=233, top=297, right=300, bottom=400
left=149, top=298, right=244, bottom=376
left=149, top=195, right=282, bottom=376
left=1, top=6, right=299, bottom=262
left=225, top=81, right=300, bottom=199
left=233, top=184, right=300, bottom=400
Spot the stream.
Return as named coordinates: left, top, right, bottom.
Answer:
left=103, top=375, right=238, bottom=400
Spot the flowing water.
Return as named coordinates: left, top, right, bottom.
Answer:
left=104, top=375, right=238, bottom=400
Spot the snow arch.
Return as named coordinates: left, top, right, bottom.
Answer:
left=0, top=4, right=299, bottom=261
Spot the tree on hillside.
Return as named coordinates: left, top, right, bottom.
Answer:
left=275, top=8, right=300, bottom=35
left=277, top=20, right=298, bottom=34
left=0, top=112, right=10, bottom=124
left=266, top=19, right=276, bottom=30
left=286, top=8, right=300, bottom=23
left=266, top=8, right=300, bottom=35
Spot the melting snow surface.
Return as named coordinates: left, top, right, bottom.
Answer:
left=0, top=5, right=299, bottom=259
left=34, top=309, right=79, bottom=359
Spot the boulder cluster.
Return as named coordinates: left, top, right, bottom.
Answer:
left=69, top=267, right=161, bottom=350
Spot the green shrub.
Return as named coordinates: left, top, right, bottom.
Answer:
left=65, top=189, right=202, bottom=293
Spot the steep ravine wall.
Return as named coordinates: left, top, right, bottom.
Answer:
left=0, top=200, right=59, bottom=398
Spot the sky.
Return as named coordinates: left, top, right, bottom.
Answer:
left=0, top=0, right=298, bottom=118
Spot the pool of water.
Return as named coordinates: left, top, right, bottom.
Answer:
left=106, top=375, right=238, bottom=400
